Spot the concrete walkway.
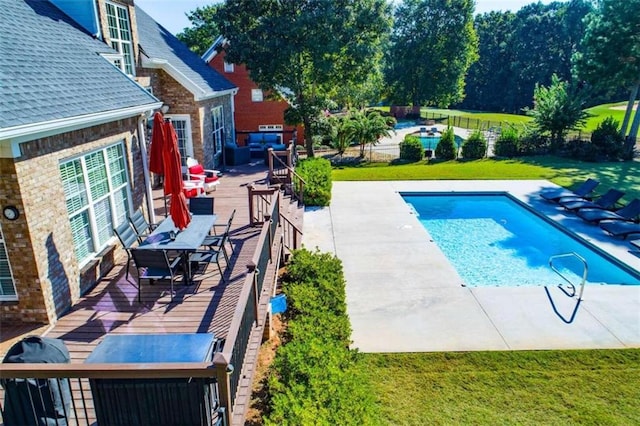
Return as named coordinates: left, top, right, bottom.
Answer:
left=302, top=180, right=640, bottom=352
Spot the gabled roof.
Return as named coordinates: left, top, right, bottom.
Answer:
left=201, top=36, right=226, bottom=64
left=0, top=0, right=160, bottom=140
left=135, top=7, right=236, bottom=101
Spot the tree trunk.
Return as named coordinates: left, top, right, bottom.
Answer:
left=303, top=115, right=314, bottom=157
left=620, top=83, right=639, bottom=137
left=623, top=95, right=640, bottom=158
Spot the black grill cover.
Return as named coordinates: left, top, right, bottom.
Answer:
left=2, top=336, right=72, bottom=426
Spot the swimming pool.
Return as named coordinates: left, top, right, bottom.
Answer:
left=402, top=192, right=640, bottom=287
left=419, top=135, right=463, bottom=151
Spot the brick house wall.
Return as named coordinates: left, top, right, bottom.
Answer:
left=208, top=51, right=304, bottom=145
left=0, top=117, right=147, bottom=325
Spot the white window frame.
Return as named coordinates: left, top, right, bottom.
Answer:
left=223, top=61, right=234, bottom=73
left=105, top=1, right=135, bottom=76
left=164, top=115, right=194, bottom=165
left=60, top=142, right=133, bottom=265
left=0, top=225, right=17, bottom=301
left=251, top=89, right=264, bottom=102
left=211, top=106, right=224, bottom=157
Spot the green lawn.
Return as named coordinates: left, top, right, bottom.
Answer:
left=332, top=156, right=640, bottom=202
left=583, top=101, right=635, bottom=132
left=363, top=349, right=640, bottom=425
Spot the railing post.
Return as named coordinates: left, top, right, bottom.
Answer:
left=264, top=214, right=272, bottom=262
left=267, top=148, right=274, bottom=183
left=247, top=262, right=261, bottom=327
left=247, top=183, right=255, bottom=226
left=213, top=352, right=233, bottom=426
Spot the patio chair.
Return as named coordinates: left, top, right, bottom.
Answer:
left=113, top=221, right=138, bottom=279
left=559, top=188, right=625, bottom=212
left=540, top=178, right=599, bottom=203
left=202, top=209, right=236, bottom=263
left=577, top=199, right=640, bottom=224
left=130, top=248, right=182, bottom=302
left=189, top=197, right=214, bottom=215
left=186, top=157, right=221, bottom=192
left=189, top=232, right=229, bottom=283
left=599, top=221, right=640, bottom=240
left=129, top=209, right=159, bottom=244
left=630, top=239, right=640, bottom=252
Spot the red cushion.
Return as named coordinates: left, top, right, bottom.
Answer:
left=188, top=164, right=204, bottom=175
left=204, top=175, right=219, bottom=183
left=183, top=187, right=200, bottom=198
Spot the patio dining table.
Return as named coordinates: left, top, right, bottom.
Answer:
left=138, top=214, right=217, bottom=283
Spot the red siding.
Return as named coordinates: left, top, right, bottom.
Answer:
left=208, top=51, right=304, bottom=145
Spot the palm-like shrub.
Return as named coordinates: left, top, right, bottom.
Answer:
left=461, top=130, right=487, bottom=159
left=435, top=127, right=457, bottom=160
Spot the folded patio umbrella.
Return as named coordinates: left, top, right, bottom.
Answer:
left=149, top=111, right=165, bottom=175
left=162, top=119, right=191, bottom=230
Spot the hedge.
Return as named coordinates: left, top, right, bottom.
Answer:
left=296, top=157, right=332, bottom=206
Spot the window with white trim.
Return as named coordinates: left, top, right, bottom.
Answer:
left=106, top=1, right=135, bottom=75
left=0, top=225, right=17, bottom=301
left=223, top=61, right=234, bottom=73
left=251, top=89, right=263, bottom=102
left=60, top=143, right=132, bottom=264
left=211, top=106, right=224, bottom=156
left=164, top=115, right=194, bottom=166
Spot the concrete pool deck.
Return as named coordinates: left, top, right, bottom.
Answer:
left=302, top=180, right=640, bottom=352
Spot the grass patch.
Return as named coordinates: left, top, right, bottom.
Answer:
left=583, top=101, right=634, bottom=132
left=422, top=108, right=533, bottom=125
left=363, top=349, right=640, bottom=425
left=332, top=156, right=640, bottom=202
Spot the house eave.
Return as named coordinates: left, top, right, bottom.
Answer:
left=0, top=102, right=162, bottom=158
left=142, top=56, right=237, bottom=102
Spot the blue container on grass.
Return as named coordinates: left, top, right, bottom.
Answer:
left=270, top=294, right=287, bottom=314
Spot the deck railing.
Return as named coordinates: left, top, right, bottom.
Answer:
left=267, top=147, right=305, bottom=205
left=0, top=192, right=284, bottom=426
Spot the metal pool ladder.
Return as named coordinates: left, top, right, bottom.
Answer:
left=546, top=252, right=588, bottom=323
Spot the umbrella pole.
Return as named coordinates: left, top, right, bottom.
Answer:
left=138, top=116, right=156, bottom=224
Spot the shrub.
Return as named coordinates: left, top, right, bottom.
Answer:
left=296, top=157, right=332, bottom=206
left=565, top=139, right=599, bottom=162
left=461, top=130, right=487, bottom=159
left=265, top=249, right=378, bottom=425
left=399, top=134, right=424, bottom=162
left=519, top=128, right=550, bottom=155
left=591, top=116, right=624, bottom=160
left=435, top=127, right=457, bottom=160
left=494, top=127, right=520, bottom=157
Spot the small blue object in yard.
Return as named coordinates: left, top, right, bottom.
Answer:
left=270, top=294, right=287, bottom=314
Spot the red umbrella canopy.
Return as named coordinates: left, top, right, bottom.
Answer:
left=148, top=112, right=165, bottom=175
left=162, top=120, right=191, bottom=230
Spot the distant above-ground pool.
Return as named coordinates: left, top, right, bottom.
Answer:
left=402, top=192, right=640, bottom=287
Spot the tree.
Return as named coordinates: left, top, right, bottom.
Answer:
left=528, top=74, right=589, bottom=149
left=350, top=110, right=394, bottom=157
left=176, top=5, right=221, bottom=56
left=573, top=0, right=640, bottom=156
left=386, top=0, right=478, bottom=107
left=214, top=0, right=392, bottom=157
left=328, top=114, right=358, bottom=157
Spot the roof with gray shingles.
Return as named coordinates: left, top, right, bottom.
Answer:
left=135, top=6, right=236, bottom=96
left=0, top=0, right=158, bottom=130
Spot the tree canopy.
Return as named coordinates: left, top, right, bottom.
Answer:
left=385, top=0, right=478, bottom=108
left=214, top=0, right=392, bottom=156
left=572, top=0, right=640, bottom=150
left=176, top=5, right=221, bottom=56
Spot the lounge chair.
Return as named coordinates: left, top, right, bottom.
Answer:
left=540, top=178, right=599, bottom=203
left=630, top=239, right=640, bottom=252
left=559, top=188, right=624, bottom=212
left=599, top=221, right=640, bottom=239
left=577, top=199, right=640, bottom=224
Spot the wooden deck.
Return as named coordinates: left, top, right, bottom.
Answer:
left=1, top=161, right=280, bottom=361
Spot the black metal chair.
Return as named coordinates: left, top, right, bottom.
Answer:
left=129, top=209, right=159, bottom=244
left=202, top=209, right=236, bottom=263
left=189, top=197, right=215, bottom=216
left=113, top=221, right=138, bottom=279
left=189, top=232, right=229, bottom=283
left=130, top=248, right=182, bottom=302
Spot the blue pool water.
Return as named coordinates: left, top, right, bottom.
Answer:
left=402, top=193, right=640, bottom=287
left=419, top=135, right=464, bottom=151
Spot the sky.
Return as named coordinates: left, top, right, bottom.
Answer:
left=135, top=0, right=564, bottom=36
